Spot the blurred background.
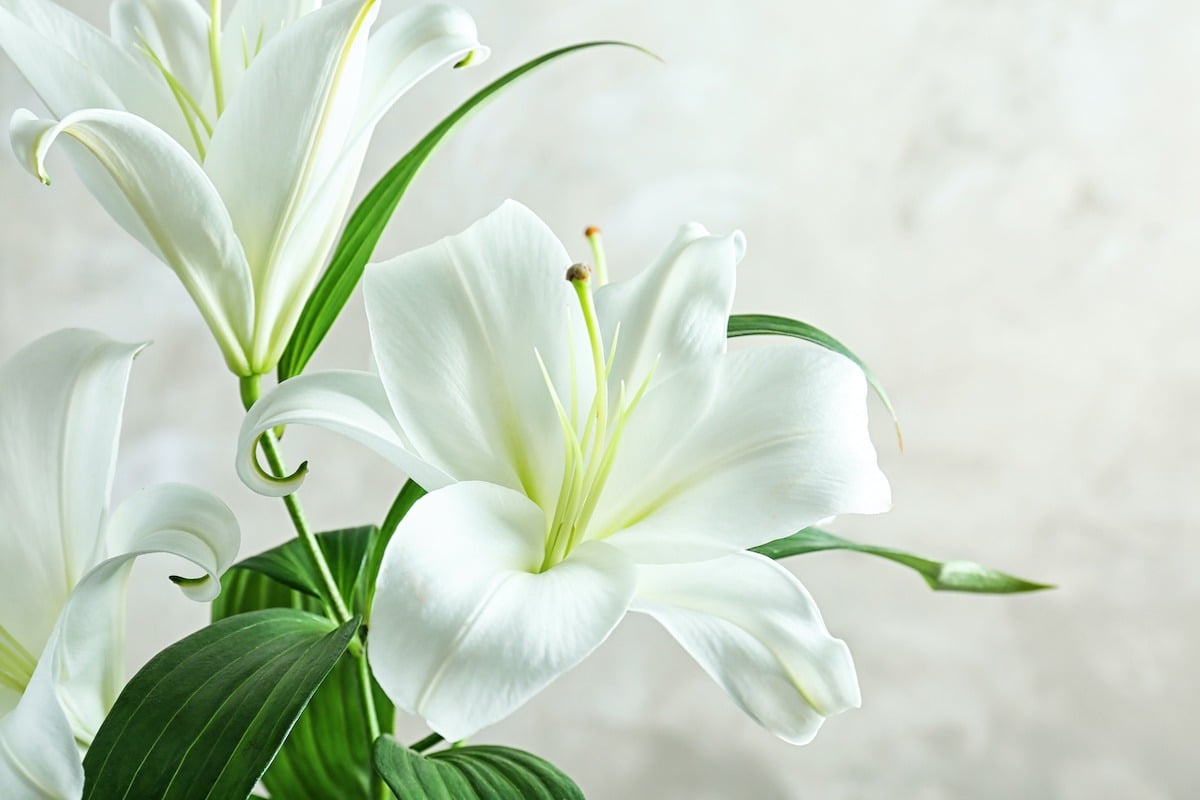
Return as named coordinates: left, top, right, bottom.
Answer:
left=1, top=1, right=1194, bottom=797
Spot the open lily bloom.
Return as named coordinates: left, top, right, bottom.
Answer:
left=237, top=201, right=891, bottom=743
left=0, top=0, right=487, bottom=376
left=0, top=330, right=240, bottom=799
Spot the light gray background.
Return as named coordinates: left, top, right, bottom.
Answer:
left=0, top=1, right=1194, bottom=798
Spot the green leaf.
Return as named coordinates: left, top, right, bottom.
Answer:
left=214, top=537, right=394, bottom=800
left=752, top=527, right=1053, bottom=593
left=235, top=525, right=376, bottom=609
left=82, top=609, right=358, bottom=800
left=727, top=313, right=902, bottom=448
left=373, top=736, right=585, bottom=800
left=278, top=41, right=654, bottom=381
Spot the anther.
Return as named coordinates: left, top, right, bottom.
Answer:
left=565, top=263, right=592, bottom=283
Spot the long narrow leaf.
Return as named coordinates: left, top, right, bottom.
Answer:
left=82, top=609, right=358, bottom=799
left=727, top=313, right=901, bottom=448
left=752, top=527, right=1052, bottom=593
left=278, top=41, right=653, bottom=380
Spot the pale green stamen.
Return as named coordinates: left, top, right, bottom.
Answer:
left=538, top=266, right=654, bottom=570
left=0, top=624, right=37, bottom=695
left=242, top=25, right=267, bottom=69
left=209, top=0, right=226, bottom=116
left=585, top=227, right=609, bottom=286
left=137, top=35, right=212, bottom=159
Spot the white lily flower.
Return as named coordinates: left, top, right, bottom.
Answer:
left=236, top=201, right=891, bottom=743
left=0, top=0, right=487, bottom=376
left=0, top=330, right=240, bottom=799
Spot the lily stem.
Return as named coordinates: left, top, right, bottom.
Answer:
left=410, top=733, right=444, bottom=754
left=239, top=375, right=351, bottom=625
left=240, top=374, right=384, bottom=793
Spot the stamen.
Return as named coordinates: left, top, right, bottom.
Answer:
left=585, top=226, right=609, bottom=286
left=209, top=0, right=226, bottom=116
left=538, top=267, right=659, bottom=568
left=137, top=34, right=212, bottom=158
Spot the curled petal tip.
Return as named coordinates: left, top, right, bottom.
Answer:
left=454, top=47, right=489, bottom=68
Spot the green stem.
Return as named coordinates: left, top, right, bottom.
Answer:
left=241, top=374, right=383, bottom=795
left=410, top=733, right=444, bottom=754
left=356, top=651, right=385, bottom=799
left=239, top=375, right=351, bottom=624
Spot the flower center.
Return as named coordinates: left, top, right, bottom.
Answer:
left=0, top=623, right=36, bottom=696
left=536, top=264, right=657, bottom=571
left=136, top=1, right=267, bottom=161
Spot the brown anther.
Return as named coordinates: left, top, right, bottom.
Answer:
left=584, top=226, right=602, bottom=238
left=565, top=263, right=592, bottom=282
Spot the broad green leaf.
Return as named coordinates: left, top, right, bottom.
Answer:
left=214, top=539, right=394, bottom=800
left=236, top=525, right=376, bottom=609
left=373, top=736, right=585, bottom=800
left=82, top=609, right=357, bottom=800
left=752, top=527, right=1052, bottom=594
left=727, top=313, right=902, bottom=448
left=278, top=41, right=654, bottom=381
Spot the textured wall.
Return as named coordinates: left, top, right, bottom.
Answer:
left=0, top=1, right=1194, bottom=798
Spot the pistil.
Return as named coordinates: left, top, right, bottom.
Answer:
left=537, top=265, right=655, bottom=570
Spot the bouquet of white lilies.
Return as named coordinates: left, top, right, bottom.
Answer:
left=0, top=1, right=1048, bottom=798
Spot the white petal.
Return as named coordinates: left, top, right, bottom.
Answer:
left=364, top=201, right=591, bottom=507
left=368, top=482, right=635, bottom=741
left=110, top=0, right=212, bottom=109
left=204, top=0, right=377, bottom=371
left=632, top=552, right=860, bottom=745
left=350, top=3, right=486, bottom=148
left=11, top=107, right=256, bottom=374
left=254, top=3, right=487, bottom=371
left=0, top=0, right=194, bottom=153
left=0, top=656, right=82, bottom=799
left=236, top=370, right=451, bottom=497
left=52, top=483, right=240, bottom=737
left=218, top=0, right=322, bottom=100
left=0, top=330, right=139, bottom=674
left=0, top=3, right=123, bottom=115
left=595, top=222, right=745, bottom=386
left=601, top=344, right=891, bottom=562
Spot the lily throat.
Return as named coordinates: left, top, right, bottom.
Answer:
left=537, top=263, right=656, bottom=572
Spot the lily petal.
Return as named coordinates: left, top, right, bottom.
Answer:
left=10, top=107, right=256, bottom=374
left=204, top=0, right=378, bottom=371
left=0, top=484, right=238, bottom=799
left=595, top=223, right=745, bottom=386
left=368, top=481, right=635, bottom=741
left=219, top=0, right=322, bottom=100
left=364, top=200, right=590, bottom=507
left=0, top=3, right=123, bottom=116
left=261, top=2, right=487, bottom=371
left=0, top=657, right=82, bottom=799
left=350, top=3, right=486, bottom=149
left=110, top=0, right=213, bottom=111
left=54, top=483, right=240, bottom=738
left=236, top=370, right=451, bottom=497
left=0, top=0, right=192, bottom=151
left=0, top=330, right=139, bottom=677
left=632, top=551, right=860, bottom=745
left=601, top=344, right=891, bottom=562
